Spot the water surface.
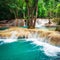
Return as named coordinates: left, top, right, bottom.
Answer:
left=0, top=39, right=60, bottom=60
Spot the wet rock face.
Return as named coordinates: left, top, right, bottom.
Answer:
left=38, top=30, right=56, bottom=38
left=0, top=27, right=60, bottom=46
left=38, top=31, right=60, bottom=46
left=0, top=27, right=30, bottom=38
left=48, top=34, right=60, bottom=46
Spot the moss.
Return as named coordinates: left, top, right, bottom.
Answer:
left=52, top=18, right=60, bottom=23
left=56, top=26, right=60, bottom=31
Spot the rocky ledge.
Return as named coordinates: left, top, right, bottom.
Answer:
left=0, top=27, right=60, bottom=46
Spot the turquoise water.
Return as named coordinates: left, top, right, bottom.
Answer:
left=0, top=27, right=9, bottom=30
left=0, top=39, right=60, bottom=60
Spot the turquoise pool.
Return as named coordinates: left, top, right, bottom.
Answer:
left=0, top=39, right=60, bottom=60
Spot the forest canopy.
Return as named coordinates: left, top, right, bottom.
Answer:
left=0, top=0, right=60, bottom=20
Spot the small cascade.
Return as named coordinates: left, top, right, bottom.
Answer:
left=0, top=31, right=18, bottom=43
left=26, top=32, right=60, bottom=56
left=5, top=31, right=18, bottom=43
left=9, top=31, right=18, bottom=39
left=0, top=29, right=60, bottom=57
left=35, top=19, right=48, bottom=29
left=27, top=31, right=48, bottom=42
left=28, top=31, right=39, bottom=39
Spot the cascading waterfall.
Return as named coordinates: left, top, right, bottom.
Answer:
left=35, top=19, right=48, bottom=29
left=0, top=31, right=18, bottom=43
left=26, top=32, right=60, bottom=56
left=0, top=31, right=60, bottom=57
left=0, top=19, right=59, bottom=60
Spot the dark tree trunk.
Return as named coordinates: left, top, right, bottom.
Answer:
left=33, top=2, right=38, bottom=28
left=25, top=0, right=38, bottom=29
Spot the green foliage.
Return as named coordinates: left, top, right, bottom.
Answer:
left=56, top=4, right=60, bottom=17
left=52, top=18, right=60, bottom=23
left=0, top=0, right=60, bottom=20
left=52, top=3, right=60, bottom=25
left=56, top=25, right=60, bottom=31
left=0, top=0, right=15, bottom=20
left=38, top=0, right=47, bottom=18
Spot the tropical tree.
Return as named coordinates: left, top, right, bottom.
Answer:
left=38, top=0, right=47, bottom=18
left=25, top=0, right=38, bottom=28
left=55, top=4, right=60, bottom=31
left=7, top=0, right=26, bottom=26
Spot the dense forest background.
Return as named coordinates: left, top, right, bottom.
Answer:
left=0, top=0, right=60, bottom=20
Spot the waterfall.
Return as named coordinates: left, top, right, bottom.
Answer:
left=35, top=19, right=48, bottom=29
left=0, top=29, right=60, bottom=57
left=1, top=31, right=18, bottom=43
left=9, top=31, right=18, bottom=39
left=26, top=32, right=60, bottom=56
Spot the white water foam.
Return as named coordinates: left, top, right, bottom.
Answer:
left=0, top=31, right=18, bottom=43
left=0, top=39, right=17, bottom=43
left=5, top=31, right=18, bottom=43
left=35, top=19, right=48, bottom=28
left=0, top=37, right=60, bottom=56
left=26, top=38, right=60, bottom=56
left=0, top=31, right=60, bottom=57
left=26, top=32, right=60, bottom=56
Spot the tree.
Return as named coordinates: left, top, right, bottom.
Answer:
left=25, top=0, right=38, bottom=28
left=55, top=4, right=60, bottom=31
left=38, top=0, right=47, bottom=18
left=7, top=0, right=26, bottom=26
left=0, top=0, right=15, bottom=20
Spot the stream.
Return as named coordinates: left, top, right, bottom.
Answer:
left=0, top=19, right=60, bottom=60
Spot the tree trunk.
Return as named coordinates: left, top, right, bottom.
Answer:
left=25, top=0, right=38, bottom=29
left=33, top=4, right=38, bottom=28
left=14, top=10, right=19, bottom=26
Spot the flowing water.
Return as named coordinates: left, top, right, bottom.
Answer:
left=0, top=39, right=60, bottom=60
left=0, top=19, right=59, bottom=60
left=0, top=32, right=60, bottom=60
left=35, top=19, right=56, bottom=30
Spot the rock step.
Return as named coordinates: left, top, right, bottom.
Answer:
left=0, top=27, right=60, bottom=46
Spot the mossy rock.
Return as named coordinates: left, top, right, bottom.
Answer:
left=56, top=26, right=60, bottom=31
left=52, top=18, right=60, bottom=23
